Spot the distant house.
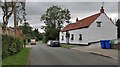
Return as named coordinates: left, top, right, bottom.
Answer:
left=6, top=27, right=23, bottom=37
left=59, top=7, right=117, bottom=45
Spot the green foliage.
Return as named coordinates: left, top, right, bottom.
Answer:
left=41, top=5, right=71, bottom=29
left=19, top=22, right=33, bottom=42
left=19, top=22, right=32, bottom=36
left=38, top=33, right=44, bottom=40
left=60, top=44, right=75, bottom=49
left=2, top=48, right=30, bottom=65
left=42, top=36, right=49, bottom=43
left=2, top=35, right=24, bottom=59
left=116, top=19, right=120, bottom=27
left=19, top=22, right=43, bottom=42
left=0, top=1, right=26, bottom=34
left=31, top=28, right=42, bottom=41
left=41, top=5, right=71, bottom=42
left=42, top=26, right=58, bottom=43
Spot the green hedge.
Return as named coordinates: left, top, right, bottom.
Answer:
left=2, top=35, right=24, bottom=59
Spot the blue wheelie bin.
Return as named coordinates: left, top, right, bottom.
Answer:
left=100, top=40, right=106, bottom=49
left=105, top=40, right=110, bottom=49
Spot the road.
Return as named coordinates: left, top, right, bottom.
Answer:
left=28, top=41, right=118, bottom=65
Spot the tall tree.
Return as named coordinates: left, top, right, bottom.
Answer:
left=0, top=0, right=26, bottom=34
left=16, top=2, right=26, bottom=25
left=41, top=6, right=71, bottom=41
left=32, top=28, right=40, bottom=40
left=0, top=0, right=14, bottom=34
left=19, top=22, right=32, bottom=36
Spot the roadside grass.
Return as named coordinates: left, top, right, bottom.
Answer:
left=60, top=44, right=76, bottom=49
left=2, top=48, right=31, bottom=66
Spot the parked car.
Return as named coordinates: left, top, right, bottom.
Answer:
left=47, top=40, right=53, bottom=46
left=30, top=39, right=36, bottom=45
left=47, top=40, right=60, bottom=47
left=48, top=40, right=60, bottom=47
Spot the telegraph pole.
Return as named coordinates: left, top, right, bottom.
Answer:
left=102, top=2, right=104, bottom=7
left=14, top=0, right=16, bottom=38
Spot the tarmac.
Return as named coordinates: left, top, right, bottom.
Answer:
left=26, top=42, right=119, bottom=61
left=71, top=42, right=118, bottom=60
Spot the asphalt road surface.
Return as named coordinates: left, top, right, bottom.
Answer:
left=28, top=41, right=118, bottom=65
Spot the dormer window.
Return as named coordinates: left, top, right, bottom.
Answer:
left=96, top=21, right=102, bottom=27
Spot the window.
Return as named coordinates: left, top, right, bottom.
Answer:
left=96, top=21, right=102, bottom=27
left=79, top=34, right=82, bottom=40
left=71, top=34, right=74, bottom=40
left=62, top=35, right=64, bottom=40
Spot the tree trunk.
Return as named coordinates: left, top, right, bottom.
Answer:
left=2, top=15, right=7, bottom=34
left=57, top=29, right=60, bottom=40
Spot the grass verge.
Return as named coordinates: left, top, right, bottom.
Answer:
left=60, top=44, right=75, bottom=49
left=2, top=48, right=31, bottom=65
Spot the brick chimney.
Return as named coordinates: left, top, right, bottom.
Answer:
left=100, top=6, right=104, bottom=13
left=76, top=17, right=78, bottom=22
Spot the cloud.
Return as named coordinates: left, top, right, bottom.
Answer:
left=0, top=2, right=118, bottom=33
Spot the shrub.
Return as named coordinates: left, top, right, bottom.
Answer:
left=2, top=35, right=24, bottom=59
left=42, top=36, right=49, bottom=43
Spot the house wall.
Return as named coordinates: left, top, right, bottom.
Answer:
left=86, top=13, right=117, bottom=43
left=69, top=28, right=89, bottom=44
left=59, top=32, right=66, bottom=43
left=59, top=28, right=90, bottom=44
left=59, top=13, right=117, bottom=44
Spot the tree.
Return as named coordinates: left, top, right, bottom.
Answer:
left=19, top=22, right=32, bottom=43
left=0, top=0, right=14, bottom=34
left=16, top=2, right=26, bottom=25
left=116, top=19, right=120, bottom=38
left=19, top=22, right=32, bottom=36
left=0, top=0, right=26, bottom=34
left=41, top=6, right=71, bottom=41
left=32, top=28, right=39, bottom=40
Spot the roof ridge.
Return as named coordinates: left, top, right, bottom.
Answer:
left=77, top=12, right=101, bottom=23
left=61, top=12, right=102, bottom=32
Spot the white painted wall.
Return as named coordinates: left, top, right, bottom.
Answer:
left=59, top=32, right=66, bottom=43
left=86, top=13, right=117, bottom=43
left=59, top=13, right=117, bottom=45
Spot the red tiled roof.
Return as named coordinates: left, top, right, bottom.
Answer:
left=61, top=12, right=101, bottom=32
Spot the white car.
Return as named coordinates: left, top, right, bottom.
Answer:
left=47, top=40, right=53, bottom=46
left=30, top=39, right=36, bottom=45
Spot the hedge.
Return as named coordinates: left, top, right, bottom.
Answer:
left=2, top=35, right=24, bottom=59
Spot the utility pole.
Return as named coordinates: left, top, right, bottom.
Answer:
left=14, top=0, right=16, bottom=38
left=102, top=2, right=104, bottom=7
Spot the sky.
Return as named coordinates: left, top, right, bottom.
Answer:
left=0, top=1, right=118, bottom=33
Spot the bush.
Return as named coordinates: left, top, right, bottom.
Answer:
left=42, top=36, right=49, bottom=43
left=2, top=35, right=24, bottom=59
left=110, top=39, right=118, bottom=45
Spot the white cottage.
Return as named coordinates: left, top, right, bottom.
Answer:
left=59, top=7, right=117, bottom=45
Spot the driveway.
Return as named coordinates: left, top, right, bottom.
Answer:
left=28, top=41, right=118, bottom=65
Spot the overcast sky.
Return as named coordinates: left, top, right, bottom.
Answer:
left=0, top=2, right=118, bottom=33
